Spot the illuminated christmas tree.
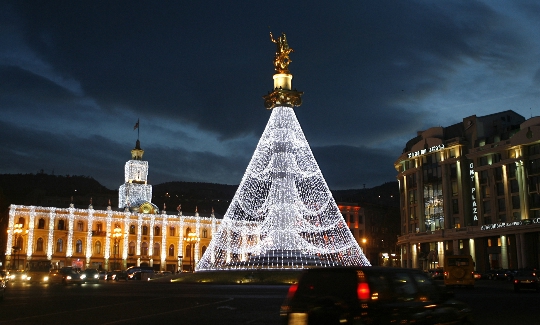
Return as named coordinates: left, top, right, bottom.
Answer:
left=196, top=33, right=370, bottom=271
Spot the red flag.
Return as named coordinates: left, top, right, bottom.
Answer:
left=134, top=119, right=139, bottom=130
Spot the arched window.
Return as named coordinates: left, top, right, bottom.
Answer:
left=201, top=245, right=207, bottom=255
left=56, top=239, right=63, bottom=253
left=154, top=226, right=160, bottom=236
left=96, top=223, right=103, bottom=233
left=18, top=217, right=25, bottom=227
left=129, top=241, right=135, bottom=255
left=153, top=243, right=160, bottom=256
left=36, top=238, right=44, bottom=252
left=129, top=225, right=136, bottom=234
left=169, top=226, right=175, bottom=236
left=185, top=228, right=192, bottom=236
left=77, top=221, right=84, bottom=232
left=58, top=220, right=65, bottom=230
left=202, top=229, right=208, bottom=238
left=168, top=244, right=175, bottom=257
left=38, top=218, right=45, bottom=229
left=16, top=236, right=23, bottom=250
left=95, top=241, right=102, bottom=255
left=141, top=242, right=148, bottom=256
left=76, top=239, right=83, bottom=254
left=142, top=226, right=148, bottom=235
left=185, top=244, right=191, bottom=258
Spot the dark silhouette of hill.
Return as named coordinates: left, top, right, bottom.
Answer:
left=332, top=181, right=399, bottom=208
left=0, top=173, right=399, bottom=216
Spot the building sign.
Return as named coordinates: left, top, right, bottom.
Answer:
left=481, top=218, right=540, bottom=230
left=470, top=162, right=478, bottom=221
left=407, top=144, right=445, bottom=159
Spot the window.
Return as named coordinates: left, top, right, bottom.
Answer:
left=36, top=238, right=44, bottom=252
left=154, top=227, right=160, bottom=236
left=512, top=196, right=520, bottom=209
left=350, top=214, right=355, bottom=223
left=451, top=181, right=458, bottom=197
left=96, top=223, right=103, bottom=233
left=38, top=218, right=45, bottom=229
left=483, top=200, right=491, bottom=213
left=498, top=199, right=506, bottom=212
left=56, top=239, right=63, bottom=253
left=201, top=246, right=207, bottom=255
left=94, top=241, right=101, bottom=255
left=129, top=225, right=136, bottom=235
left=58, top=220, right=65, bottom=230
left=169, top=227, right=176, bottom=237
left=496, top=183, right=505, bottom=196
left=141, top=242, right=148, bottom=256
left=142, top=226, right=148, bottom=236
left=76, top=239, right=83, bottom=253
left=202, top=229, right=208, bottom=238
left=481, top=186, right=490, bottom=198
left=510, top=180, right=519, bottom=193
left=452, top=199, right=459, bottom=214
left=129, top=241, right=135, bottom=255
left=77, top=221, right=84, bottom=232
left=153, top=243, right=160, bottom=256
left=185, top=245, right=191, bottom=258
left=168, top=244, right=175, bottom=257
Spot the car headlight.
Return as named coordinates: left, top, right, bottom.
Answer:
left=80, top=274, right=86, bottom=279
left=94, top=274, right=99, bottom=279
left=44, top=276, right=49, bottom=282
left=25, top=276, right=31, bottom=281
left=67, top=276, right=72, bottom=280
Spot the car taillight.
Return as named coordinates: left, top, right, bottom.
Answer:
left=287, top=283, right=298, bottom=299
left=357, top=282, right=370, bottom=301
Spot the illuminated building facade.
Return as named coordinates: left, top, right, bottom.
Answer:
left=4, top=141, right=221, bottom=272
left=395, top=111, right=540, bottom=272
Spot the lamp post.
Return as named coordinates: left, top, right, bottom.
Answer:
left=183, top=232, right=200, bottom=272
left=12, top=223, right=23, bottom=270
left=112, top=226, right=122, bottom=271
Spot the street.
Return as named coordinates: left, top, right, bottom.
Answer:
left=0, top=278, right=539, bottom=324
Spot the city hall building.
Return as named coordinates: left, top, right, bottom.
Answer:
left=395, top=110, right=540, bottom=272
left=5, top=140, right=221, bottom=272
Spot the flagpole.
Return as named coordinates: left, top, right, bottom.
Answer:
left=138, top=118, right=140, bottom=140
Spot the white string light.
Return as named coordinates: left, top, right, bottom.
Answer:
left=197, top=106, right=371, bottom=271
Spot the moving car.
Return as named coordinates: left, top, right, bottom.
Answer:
left=8, top=270, right=28, bottom=283
left=428, top=267, right=444, bottom=280
left=513, top=270, right=539, bottom=292
left=82, top=268, right=100, bottom=284
left=280, top=266, right=472, bottom=325
left=107, top=270, right=128, bottom=281
left=48, top=267, right=84, bottom=285
left=126, top=266, right=154, bottom=280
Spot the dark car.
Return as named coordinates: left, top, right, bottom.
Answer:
left=126, top=266, right=154, bottom=280
left=48, top=267, right=84, bottom=285
left=280, top=267, right=472, bottom=325
left=428, top=267, right=444, bottom=280
left=107, top=270, right=128, bottom=281
left=513, top=271, right=539, bottom=292
left=82, top=268, right=100, bottom=284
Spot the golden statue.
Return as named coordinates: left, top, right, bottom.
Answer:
left=270, top=32, right=293, bottom=73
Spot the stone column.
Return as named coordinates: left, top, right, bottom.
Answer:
left=500, top=235, right=508, bottom=269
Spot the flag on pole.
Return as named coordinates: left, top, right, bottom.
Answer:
left=134, top=119, right=139, bottom=130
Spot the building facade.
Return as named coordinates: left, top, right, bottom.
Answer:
left=5, top=141, right=222, bottom=272
left=395, top=111, right=540, bottom=272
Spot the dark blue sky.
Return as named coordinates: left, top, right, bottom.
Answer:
left=1, top=1, right=538, bottom=190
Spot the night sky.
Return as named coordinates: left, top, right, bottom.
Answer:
left=1, top=1, right=539, bottom=190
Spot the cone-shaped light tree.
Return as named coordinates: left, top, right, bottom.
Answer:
left=196, top=33, right=370, bottom=271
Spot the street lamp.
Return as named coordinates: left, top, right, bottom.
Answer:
left=112, top=226, right=122, bottom=271
left=13, top=223, right=23, bottom=270
left=183, top=232, right=200, bottom=272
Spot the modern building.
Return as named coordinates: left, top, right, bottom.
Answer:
left=5, top=141, right=221, bottom=272
left=395, top=110, right=540, bottom=273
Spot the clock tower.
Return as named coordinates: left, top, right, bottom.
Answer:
left=118, top=139, right=154, bottom=211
